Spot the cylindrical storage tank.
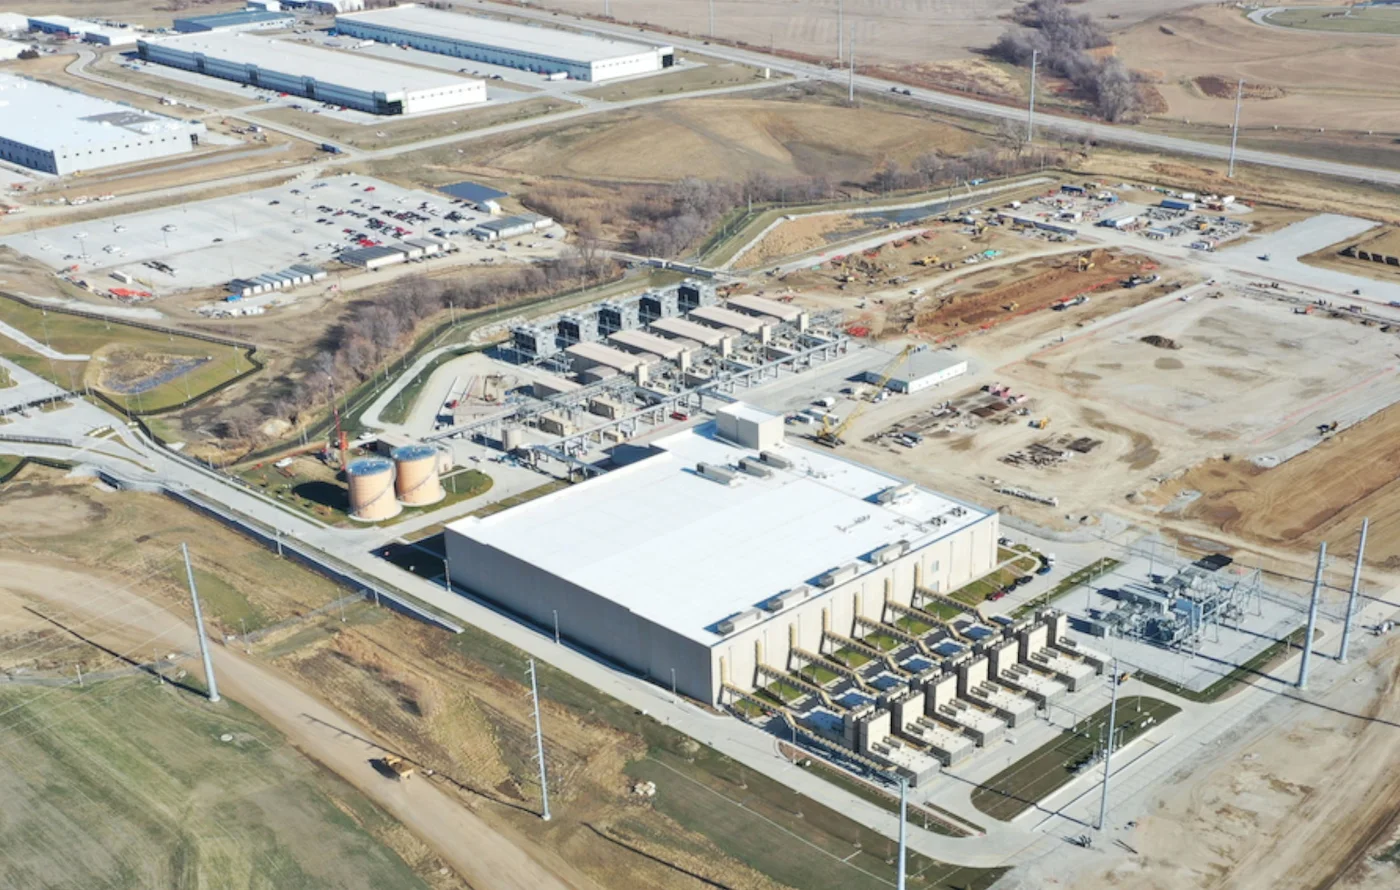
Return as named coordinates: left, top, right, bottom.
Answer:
left=501, top=426, right=524, bottom=452
left=346, top=457, right=400, bottom=522
left=392, top=444, right=445, bottom=507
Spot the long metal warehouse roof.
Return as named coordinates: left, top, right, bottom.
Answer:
left=140, top=32, right=483, bottom=94
left=0, top=73, right=199, bottom=152
left=650, top=316, right=730, bottom=346
left=608, top=329, right=690, bottom=361
left=689, top=305, right=766, bottom=335
left=726, top=294, right=803, bottom=323
left=565, top=341, right=650, bottom=373
left=337, top=5, right=663, bottom=63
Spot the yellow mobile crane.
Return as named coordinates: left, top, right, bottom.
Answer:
left=817, top=345, right=915, bottom=447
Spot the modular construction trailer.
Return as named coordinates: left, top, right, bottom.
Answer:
left=0, top=73, right=203, bottom=175
left=447, top=404, right=1107, bottom=783
left=335, top=4, right=674, bottom=82
left=138, top=32, right=487, bottom=114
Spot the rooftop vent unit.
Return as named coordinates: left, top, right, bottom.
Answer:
left=759, top=450, right=792, bottom=469
left=876, top=482, right=916, bottom=504
left=950, top=506, right=967, bottom=517
left=930, top=516, right=947, bottom=526
left=763, top=584, right=813, bottom=613
left=869, top=541, right=909, bottom=565
left=817, top=562, right=861, bottom=588
left=696, top=462, right=739, bottom=486
left=716, top=607, right=765, bottom=635
left=737, top=458, right=773, bottom=479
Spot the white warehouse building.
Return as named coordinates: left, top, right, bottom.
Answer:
left=445, top=404, right=999, bottom=705
left=0, top=73, right=203, bottom=175
left=335, top=5, right=674, bottom=82
left=137, top=32, right=486, bottom=115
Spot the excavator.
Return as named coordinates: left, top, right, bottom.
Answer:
left=913, top=255, right=941, bottom=267
left=1076, top=251, right=1096, bottom=272
left=816, top=345, right=914, bottom=447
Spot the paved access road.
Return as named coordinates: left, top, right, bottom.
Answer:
left=458, top=0, right=1400, bottom=188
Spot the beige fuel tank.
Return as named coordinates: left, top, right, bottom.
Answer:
left=347, top=457, right=401, bottom=522
left=392, top=444, right=445, bottom=507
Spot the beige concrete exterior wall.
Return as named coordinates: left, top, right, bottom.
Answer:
left=713, top=511, right=998, bottom=703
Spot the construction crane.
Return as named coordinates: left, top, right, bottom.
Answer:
left=817, top=345, right=915, bottom=447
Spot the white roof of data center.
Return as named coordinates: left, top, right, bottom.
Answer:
left=448, top=415, right=992, bottom=645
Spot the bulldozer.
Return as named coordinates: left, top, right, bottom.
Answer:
left=1076, top=251, right=1095, bottom=273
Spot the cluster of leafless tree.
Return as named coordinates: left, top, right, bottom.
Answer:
left=629, top=174, right=837, bottom=257
left=235, top=257, right=615, bottom=441
left=991, top=0, right=1141, bottom=122
left=865, top=145, right=1065, bottom=195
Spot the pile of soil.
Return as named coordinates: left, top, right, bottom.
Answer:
left=1194, top=76, right=1287, bottom=101
left=1141, top=335, right=1182, bottom=350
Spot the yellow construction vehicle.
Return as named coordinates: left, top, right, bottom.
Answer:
left=381, top=754, right=415, bottom=780
left=1076, top=252, right=1095, bottom=273
left=1003, top=301, right=1019, bottom=312
left=1030, top=417, right=1050, bottom=429
left=912, top=255, right=941, bottom=267
left=817, top=346, right=914, bottom=447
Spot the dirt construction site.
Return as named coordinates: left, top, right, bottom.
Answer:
left=839, top=272, right=1400, bottom=537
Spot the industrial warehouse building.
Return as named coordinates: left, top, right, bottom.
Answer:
left=335, top=5, right=674, bottom=82
left=138, top=33, right=486, bottom=115
left=173, top=10, right=296, bottom=32
left=0, top=74, right=203, bottom=174
left=26, top=15, right=137, bottom=45
left=446, top=404, right=999, bottom=705
left=864, top=350, right=968, bottom=394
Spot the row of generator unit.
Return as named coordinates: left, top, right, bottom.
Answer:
left=511, top=279, right=718, bottom=360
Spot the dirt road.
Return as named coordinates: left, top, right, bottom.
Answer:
left=1067, top=636, right=1400, bottom=890
left=0, top=556, right=577, bottom=890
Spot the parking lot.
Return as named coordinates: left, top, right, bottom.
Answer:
left=0, top=174, right=568, bottom=300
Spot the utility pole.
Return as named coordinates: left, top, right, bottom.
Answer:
left=1097, top=659, right=1119, bottom=831
left=837, top=0, right=843, bottom=61
left=1340, top=518, right=1369, bottom=663
left=1299, top=542, right=1326, bottom=689
left=847, top=25, right=855, bottom=104
left=896, top=776, right=908, bottom=890
left=182, top=543, right=220, bottom=703
left=1227, top=78, right=1244, bottom=179
left=528, top=659, right=552, bottom=821
left=708, top=0, right=715, bottom=38
left=1026, top=49, right=1038, bottom=143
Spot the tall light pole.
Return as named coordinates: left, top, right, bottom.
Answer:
left=182, top=543, right=220, bottom=703
left=1026, top=49, right=1038, bottom=143
left=1227, top=78, right=1244, bottom=179
left=847, top=25, right=855, bottom=104
left=708, top=0, right=715, bottom=37
left=1299, top=542, right=1325, bottom=689
left=896, top=776, right=908, bottom=890
left=1340, top=518, right=1369, bottom=663
left=1096, top=659, right=1119, bottom=831
left=837, top=0, right=844, bottom=61
left=528, top=659, right=551, bottom=821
